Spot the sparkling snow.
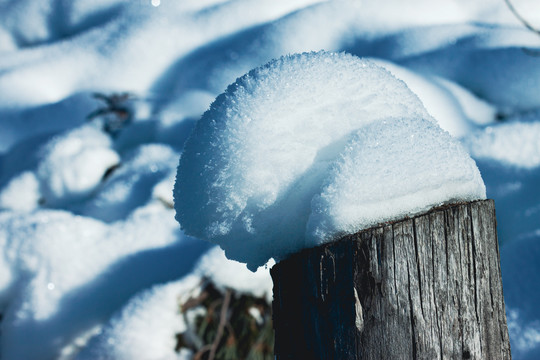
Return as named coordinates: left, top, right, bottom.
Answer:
left=307, top=117, right=485, bottom=244
left=174, top=51, right=486, bottom=270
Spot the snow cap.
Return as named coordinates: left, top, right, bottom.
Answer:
left=174, top=51, right=486, bottom=270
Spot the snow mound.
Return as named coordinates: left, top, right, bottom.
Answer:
left=77, top=247, right=272, bottom=359
left=81, top=143, right=180, bottom=222
left=174, top=51, right=486, bottom=270
left=306, top=117, right=486, bottom=244
left=0, top=205, right=207, bottom=360
left=37, top=125, right=120, bottom=206
left=76, top=276, right=201, bottom=360
left=464, top=121, right=540, bottom=169
left=0, top=171, right=40, bottom=211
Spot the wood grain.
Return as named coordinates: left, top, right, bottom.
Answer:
left=271, top=199, right=511, bottom=359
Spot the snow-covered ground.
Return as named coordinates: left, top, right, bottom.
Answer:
left=0, top=0, right=539, bottom=358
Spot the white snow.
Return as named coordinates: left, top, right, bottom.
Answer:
left=76, top=275, right=201, bottom=360
left=81, top=143, right=180, bottom=222
left=0, top=204, right=208, bottom=360
left=77, top=246, right=272, bottom=359
left=37, top=124, right=120, bottom=206
left=0, top=0, right=539, bottom=358
left=372, top=59, right=496, bottom=137
left=306, top=117, right=485, bottom=244
left=464, top=121, right=540, bottom=169
left=194, top=247, right=273, bottom=302
left=152, top=171, right=177, bottom=208
left=0, top=171, right=40, bottom=211
left=174, top=51, right=486, bottom=270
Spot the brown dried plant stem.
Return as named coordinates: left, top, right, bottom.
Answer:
left=208, top=289, right=232, bottom=360
left=504, top=0, right=540, bottom=36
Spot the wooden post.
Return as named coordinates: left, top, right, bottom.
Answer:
left=271, top=199, right=511, bottom=359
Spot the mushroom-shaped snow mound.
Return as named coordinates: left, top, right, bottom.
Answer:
left=306, top=117, right=486, bottom=244
left=174, top=51, right=485, bottom=270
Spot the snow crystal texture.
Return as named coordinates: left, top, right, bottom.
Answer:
left=306, top=117, right=486, bottom=243
left=174, top=51, right=486, bottom=270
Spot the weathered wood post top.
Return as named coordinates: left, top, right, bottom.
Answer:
left=272, top=199, right=511, bottom=359
left=170, top=51, right=510, bottom=359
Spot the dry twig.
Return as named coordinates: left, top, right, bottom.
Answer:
left=504, top=0, right=540, bottom=55
left=208, top=290, right=232, bottom=360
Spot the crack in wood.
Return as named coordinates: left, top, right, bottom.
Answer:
left=354, top=288, right=364, bottom=332
left=407, top=258, right=418, bottom=359
left=412, top=219, right=425, bottom=320
left=272, top=200, right=511, bottom=359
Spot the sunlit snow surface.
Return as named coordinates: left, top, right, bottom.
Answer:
left=174, top=52, right=486, bottom=270
left=307, top=115, right=485, bottom=244
left=76, top=247, right=272, bottom=360
left=0, top=0, right=539, bottom=359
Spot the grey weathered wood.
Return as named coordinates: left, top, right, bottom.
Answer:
left=271, top=199, right=511, bottom=359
